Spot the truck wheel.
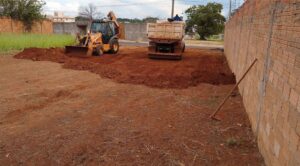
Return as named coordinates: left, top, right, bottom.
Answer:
left=95, top=46, right=103, bottom=56
left=110, top=40, right=119, bottom=54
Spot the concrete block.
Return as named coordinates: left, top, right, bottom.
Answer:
left=291, top=150, right=300, bottom=166
left=274, top=140, right=281, bottom=158
left=288, top=107, right=299, bottom=129
left=289, top=75, right=297, bottom=87
left=297, top=79, right=300, bottom=95
left=290, top=89, right=299, bottom=107
left=269, top=70, right=274, bottom=83
left=277, top=78, right=284, bottom=93
left=298, top=98, right=300, bottom=113
left=289, top=129, right=299, bottom=153
left=273, top=73, right=279, bottom=87
left=279, top=145, right=289, bottom=166
left=266, top=123, right=271, bottom=136
left=296, top=121, right=300, bottom=137
left=283, top=82, right=291, bottom=101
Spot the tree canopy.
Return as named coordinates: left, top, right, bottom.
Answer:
left=185, top=3, right=225, bottom=40
left=142, top=17, right=159, bottom=23
left=0, top=0, right=45, bottom=31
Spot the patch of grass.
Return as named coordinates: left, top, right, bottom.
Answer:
left=0, top=50, right=21, bottom=56
left=206, top=35, right=224, bottom=42
left=185, top=39, right=224, bottom=46
left=226, top=137, right=239, bottom=147
left=0, top=33, right=75, bottom=53
left=192, top=33, right=224, bottom=42
left=191, top=96, right=220, bottom=109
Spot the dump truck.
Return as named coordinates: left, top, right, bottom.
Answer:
left=65, top=11, right=120, bottom=56
left=147, top=21, right=185, bottom=60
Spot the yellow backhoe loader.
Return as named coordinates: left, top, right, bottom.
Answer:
left=65, top=11, right=120, bottom=56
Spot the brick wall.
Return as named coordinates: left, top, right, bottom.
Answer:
left=225, top=0, right=300, bottom=165
left=0, top=17, right=53, bottom=34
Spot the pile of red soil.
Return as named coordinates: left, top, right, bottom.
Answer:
left=14, top=46, right=235, bottom=89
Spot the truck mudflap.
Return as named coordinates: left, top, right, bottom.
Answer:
left=148, top=52, right=182, bottom=60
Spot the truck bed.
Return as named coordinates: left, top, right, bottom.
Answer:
left=147, top=22, right=185, bottom=40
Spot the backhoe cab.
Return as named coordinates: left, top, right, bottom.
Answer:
left=65, top=11, right=120, bottom=56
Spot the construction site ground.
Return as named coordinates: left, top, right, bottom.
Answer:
left=0, top=46, right=264, bottom=165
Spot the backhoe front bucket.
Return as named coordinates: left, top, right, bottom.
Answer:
left=65, top=46, right=90, bottom=56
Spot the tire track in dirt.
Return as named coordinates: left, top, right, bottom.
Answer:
left=1, top=85, right=86, bottom=124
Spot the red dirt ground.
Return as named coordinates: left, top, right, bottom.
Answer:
left=14, top=46, right=236, bottom=89
left=0, top=47, right=264, bottom=165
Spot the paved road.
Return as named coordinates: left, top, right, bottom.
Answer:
left=119, top=40, right=224, bottom=50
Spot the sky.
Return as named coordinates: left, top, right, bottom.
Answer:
left=43, top=0, right=244, bottom=19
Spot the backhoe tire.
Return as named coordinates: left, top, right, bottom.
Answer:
left=110, top=40, right=119, bottom=54
left=95, top=46, right=103, bottom=56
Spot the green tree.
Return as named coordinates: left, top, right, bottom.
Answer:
left=185, top=3, right=225, bottom=40
left=0, top=0, right=45, bottom=31
left=117, top=18, right=142, bottom=23
left=117, top=17, right=158, bottom=23
left=142, top=17, right=159, bottom=23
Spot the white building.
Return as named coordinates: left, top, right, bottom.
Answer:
left=48, top=12, right=75, bottom=23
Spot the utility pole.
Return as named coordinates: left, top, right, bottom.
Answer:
left=228, top=0, right=232, bottom=18
left=171, top=0, right=175, bottom=18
